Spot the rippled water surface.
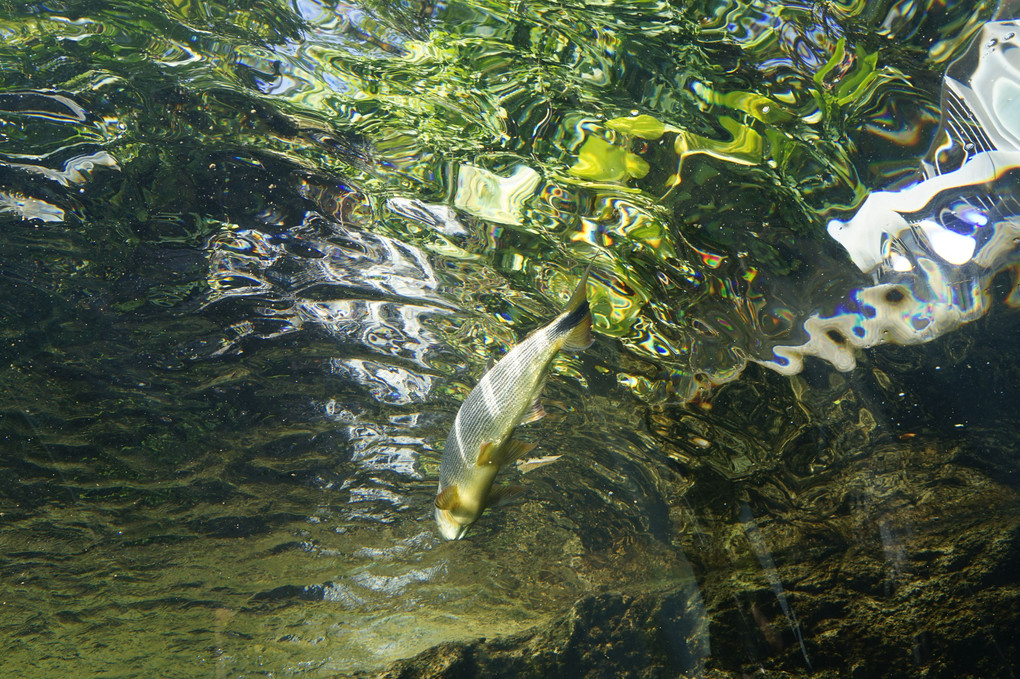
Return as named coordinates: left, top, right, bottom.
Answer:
left=1, top=0, right=1018, bottom=677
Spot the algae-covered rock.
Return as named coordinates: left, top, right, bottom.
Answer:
left=695, top=439, right=1020, bottom=678
left=350, top=436, right=1018, bottom=678
left=350, top=325, right=1020, bottom=678
left=354, top=587, right=710, bottom=679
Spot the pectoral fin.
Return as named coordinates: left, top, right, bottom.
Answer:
left=486, top=485, right=525, bottom=508
left=435, top=485, right=460, bottom=510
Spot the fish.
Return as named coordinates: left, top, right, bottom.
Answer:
left=434, top=264, right=594, bottom=540
left=515, top=454, right=563, bottom=474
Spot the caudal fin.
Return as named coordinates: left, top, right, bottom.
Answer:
left=564, top=261, right=592, bottom=313
left=557, top=262, right=594, bottom=352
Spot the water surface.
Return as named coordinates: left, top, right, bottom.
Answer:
left=0, top=0, right=1017, bottom=677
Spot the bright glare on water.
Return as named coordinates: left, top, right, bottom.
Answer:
left=0, top=0, right=1018, bottom=677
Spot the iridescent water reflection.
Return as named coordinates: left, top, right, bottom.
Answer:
left=0, top=0, right=1016, bottom=676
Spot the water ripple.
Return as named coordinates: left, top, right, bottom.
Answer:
left=1, top=0, right=1016, bottom=677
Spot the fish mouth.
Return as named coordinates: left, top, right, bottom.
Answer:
left=434, top=507, right=470, bottom=540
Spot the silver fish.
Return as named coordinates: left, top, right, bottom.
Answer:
left=434, top=264, right=594, bottom=540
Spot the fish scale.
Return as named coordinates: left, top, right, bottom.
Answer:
left=434, top=265, right=594, bottom=540
left=441, top=324, right=558, bottom=485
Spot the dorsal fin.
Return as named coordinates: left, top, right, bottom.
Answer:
left=486, top=485, right=526, bottom=508
left=500, top=439, right=537, bottom=465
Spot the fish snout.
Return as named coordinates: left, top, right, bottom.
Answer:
left=434, top=506, right=471, bottom=540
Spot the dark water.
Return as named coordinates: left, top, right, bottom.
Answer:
left=0, top=0, right=1017, bottom=677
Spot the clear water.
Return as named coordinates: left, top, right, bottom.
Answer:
left=0, top=0, right=1017, bottom=677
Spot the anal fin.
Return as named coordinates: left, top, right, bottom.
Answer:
left=435, top=485, right=460, bottom=510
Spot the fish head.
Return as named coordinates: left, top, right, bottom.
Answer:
left=434, top=506, right=473, bottom=540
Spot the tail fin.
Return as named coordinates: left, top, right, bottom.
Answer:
left=557, top=262, right=594, bottom=352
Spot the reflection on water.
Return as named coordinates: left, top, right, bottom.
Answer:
left=776, top=18, right=1020, bottom=374
left=0, top=0, right=1017, bottom=676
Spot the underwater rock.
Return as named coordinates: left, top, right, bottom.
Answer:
left=344, top=333, right=1020, bottom=679
left=350, top=586, right=711, bottom=679
left=341, top=428, right=1019, bottom=679
left=693, top=439, right=1020, bottom=678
